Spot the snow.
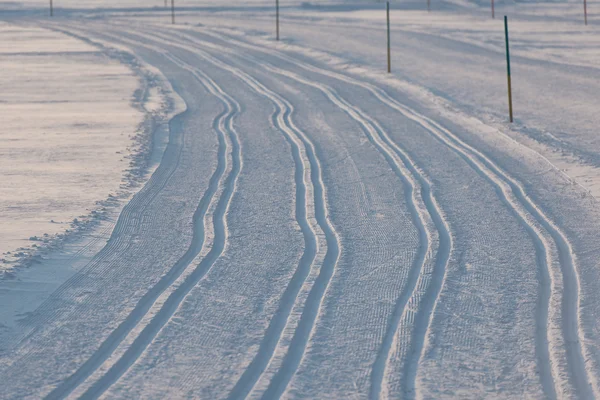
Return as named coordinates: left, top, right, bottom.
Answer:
left=0, top=23, right=142, bottom=273
left=180, top=2, right=600, bottom=198
left=1, top=0, right=600, bottom=399
left=0, top=17, right=185, bottom=354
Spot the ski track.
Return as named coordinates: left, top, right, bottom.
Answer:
left=151, top=27, right=548, bottom=398
left=360, top=77, right=590, bottom=400
left=4, top=55, right=191, bottom=385
left=230, top=52, right=449, bottom=400
left=152, top=25, right=592, bottom=399
left=80, top=53, right=242, bottom=400
left=39, top=23, right=333, bottom=400
left=36, top=24, right=242, bottom=400
left=197, top=51, right=342, bottom=400
left=129, top=31, right=343, bottom=400
left=206, top=41, right=438, bottom=400
left=93, top=25, right=327, bottom=400
left=151, top=27, right=448, bottom=400
left=2, top=18, right=595, bottom=400
left=111, top=27, right=325, bottom=400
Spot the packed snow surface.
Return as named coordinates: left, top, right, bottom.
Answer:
left=1, top=0, right=600, bottom=399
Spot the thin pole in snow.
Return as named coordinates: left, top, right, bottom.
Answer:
left=427, top=0, right=431, bottom=12
left=491, top=0, right=495, bottom=18
left=584, top=0, right=588, bottom=25
left=276, top=0, right=280, bottom=41
left=50, top=0, right=53, bottom=16
left=171, top=0, right=175, bottom=24
left=387, top=1, right=391, bottom=73
left=504, top=16, right=513, bottom=123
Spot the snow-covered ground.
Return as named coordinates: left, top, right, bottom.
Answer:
left=0, top=23, right=143, bottom=272
left=0, top=15, right=183, bottom=356
left=1, top=0, right=600, bottom=399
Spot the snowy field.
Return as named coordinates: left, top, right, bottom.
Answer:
left=0, top=23, right=138, bottom=269
left=1, top=0, right=600, bottom=399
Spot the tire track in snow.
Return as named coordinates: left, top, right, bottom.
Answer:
left=172, top=28, right=593, bottom=399
left=42, top=27, right=242, bottom=400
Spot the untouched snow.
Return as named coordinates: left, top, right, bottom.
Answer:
left=1, top=1, right=600, bottom=399
left=0, top=23, right=142, bottom=272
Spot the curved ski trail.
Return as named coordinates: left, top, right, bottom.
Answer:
left=43, top=28, right=242, bottom=400
left=177, top=27, right=593, bottom=399
left=109, top=25, right=343, bottom=399
left=250, top=35, right=584, bottom=398
left=160, top=35, right=342, bottom=400
left=148, top=27, right=450, bottom=400
left=104, top=26, right=333, bottom=399
left=239, top=56, right=451, bottom=400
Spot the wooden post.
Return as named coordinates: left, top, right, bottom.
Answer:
left=584, top=0, right=588, bottom=25
left=276, top=0, right=280, bottom=41
left=427, top=0, right=431, bottom=12
left=387, top=1, right=391, bottom=73
left=171, top=0, right=175, bottom=24
left=504, top=16, right=513, bottom=123
left=50, top=0, right=53, bottom=16
left=491, top=0, right=495, bottom=19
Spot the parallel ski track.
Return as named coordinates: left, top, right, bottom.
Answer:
left=123, top=29, right=342, bottom=400
left=13, top=20, right=592, bottom=400
left=100, top=26, right=328, bottom=400
left=131, top=27, right=337, bottom=400
left=230, top=52, right=450, bottom=400
left=41, top=26, right=242, bottom=400
left=147, top=27, right=447, bottom=400
left=173, top=27, right=593, bottom=399
left=17, top=98, right=187, bottom=336
left=6, top=23, right=191, bottom=381
left=80, top=51, right=242, bottom=400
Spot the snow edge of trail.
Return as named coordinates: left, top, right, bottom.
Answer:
left=0, top=22, right=185, bottom=281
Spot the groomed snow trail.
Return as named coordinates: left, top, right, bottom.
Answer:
left=160, top=26, right=584, bottom=398
left=43, top=34, right=244, bottom=397
left=80, top=25, right=335, bottom=399
left=1, top=14, right=599, bottom=400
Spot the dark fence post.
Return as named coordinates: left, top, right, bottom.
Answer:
left=50, top=0, right=53, bottom=16
left=387, top=2, right=391, bottom=73
left=504, top=16, right=514, bottom=123
left=171, top=0, right=175, bottom=24
left=276, top=0, right=280, bottom=41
